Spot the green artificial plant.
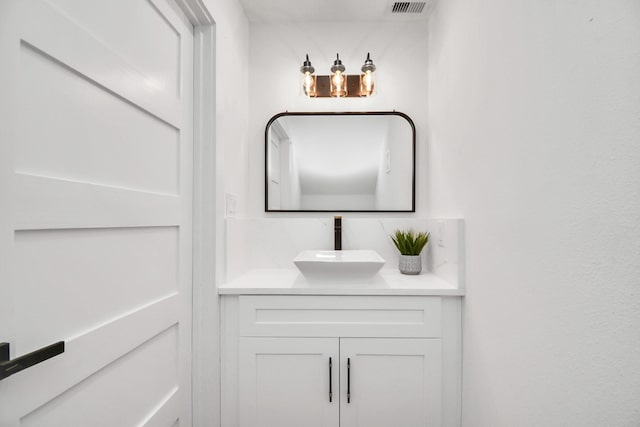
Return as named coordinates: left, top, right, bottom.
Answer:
left=390, top=230, right=430, bottom=256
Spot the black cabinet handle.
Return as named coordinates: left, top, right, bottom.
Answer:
left=328, top=357, right=333, bottom=402
left=0, top=341, right=65, bottom=381
left=347, top=357, right=351, bottom=403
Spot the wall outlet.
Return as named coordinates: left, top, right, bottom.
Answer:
left=437, top=220, right=445, bottom=248
left=225, top=193, right=237, bottom=218
left=385, top=149, right=391, bottom=173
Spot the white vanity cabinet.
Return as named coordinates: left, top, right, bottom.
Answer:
left=239, top=337, right=339, bottom=427
left=221, top=294, right=462, bottom=427
left=239, top=337, right=441, bottom=427
left=340, top=338, right=441, bottom=427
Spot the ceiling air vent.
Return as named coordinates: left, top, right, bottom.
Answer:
left=391, top=1, right=427, bottom=14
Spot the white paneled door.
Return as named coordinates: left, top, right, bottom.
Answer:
left=0, top=0, right=194, bottom=426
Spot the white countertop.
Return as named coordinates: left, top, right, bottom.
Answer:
left=218, top=268, right=465, bottom=296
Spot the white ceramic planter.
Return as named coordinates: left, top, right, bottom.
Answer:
left=399, top=255, right=421, bottom=275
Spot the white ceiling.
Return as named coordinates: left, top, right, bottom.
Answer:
left=239, top=0, right=431, bottom=23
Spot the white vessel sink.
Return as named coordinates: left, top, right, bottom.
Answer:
left=293, top=250, right=385, bottom=281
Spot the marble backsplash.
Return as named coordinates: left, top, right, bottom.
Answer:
left=225, top=217, right=464, bottom=288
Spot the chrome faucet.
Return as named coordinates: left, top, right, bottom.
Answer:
left=334, top=216, right=342, bottom=250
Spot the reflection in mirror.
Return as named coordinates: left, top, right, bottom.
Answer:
left=265, top=112, right=415, bottom=212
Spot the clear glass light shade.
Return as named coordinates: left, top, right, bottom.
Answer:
left=330, top=70, right=347, bottom=97
left=300, top=54, right=317, bottom=97
left=301, top=71, right=317, bottom=97
left=360, top=70, right=375, bottom=96
left=359, top=53, right=376, bottom=97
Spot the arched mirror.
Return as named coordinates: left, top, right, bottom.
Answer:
left=265, top=111, right=415, bottom=212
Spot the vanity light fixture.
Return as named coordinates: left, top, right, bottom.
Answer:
left=299, top=53, right=377, bottom=98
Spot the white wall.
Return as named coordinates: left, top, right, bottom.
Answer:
left=301, top=194, right=375, bottom=211
left=201, top=0, right=250, bottom=280
left=247, top=20, right=428, bottom=216
left=427, top=1, right=640, bottom=426
left=375, top=115, right=414, bottom=210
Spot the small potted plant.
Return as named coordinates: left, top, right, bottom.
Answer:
left=390, top=230, right=430, bottom=275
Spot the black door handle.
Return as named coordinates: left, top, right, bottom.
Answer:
left=347, top=357, right=351, bottom=403
left=0, top=341, right=65, bottom=381
left=328, top=357, right=333, bottom=402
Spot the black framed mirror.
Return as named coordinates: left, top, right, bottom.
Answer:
left=265, top=111, right=415, bottom=212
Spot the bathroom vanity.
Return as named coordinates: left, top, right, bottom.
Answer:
left=224, top=113, right=464, bottom=426
left=219, top=268, right=463, bottom=427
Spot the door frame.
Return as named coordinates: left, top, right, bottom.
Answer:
left=173, top=1, right=219, bottom=426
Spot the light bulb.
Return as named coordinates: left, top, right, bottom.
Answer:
left=360, top=70, right=375, bottom=96
left=359, top=53, right=376, bottom=96
left=302, top=71, right=316, bottom=97
left=330, top=53, right=347, bottom=97
left=362, top=71, right=374, bottom=91
left=330, top=71, right=347, bottom=97
left=300, top=54, right=317, bottom=97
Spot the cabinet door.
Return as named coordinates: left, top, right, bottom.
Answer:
left=239, top=337, right=339, bottom=427
left=341, top=338, right=442, bottom=427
